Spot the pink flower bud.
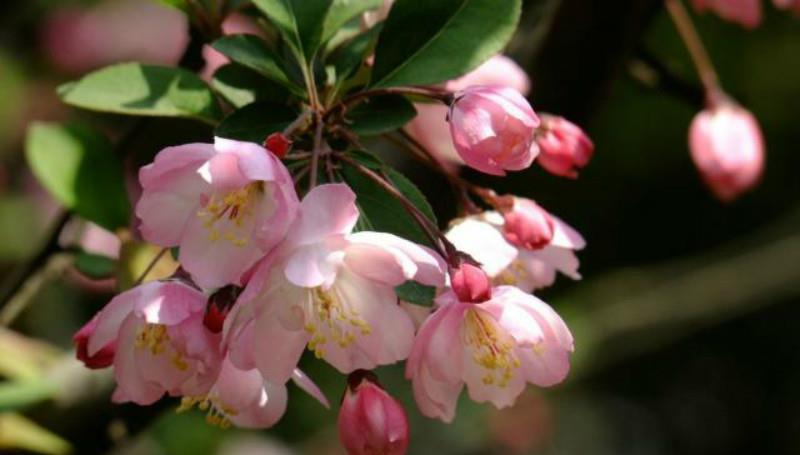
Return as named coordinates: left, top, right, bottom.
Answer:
left=449, top=85, right=540, bottom=176
left=203, top=285, right=241, bottom=333
left=74, top=317, right=115, bottom=369
left=536, top=116, right=594, bottom=179
left=690, top=0, right=761, bottom=28
left=339, top=371, right=409, bottom=455
left=689, top=103, right=764, bottom=201
left=451, top=263, right=492, bottom=303
left=501, top=198, right=555, bottom=250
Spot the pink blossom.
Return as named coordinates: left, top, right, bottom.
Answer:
left=40, top=0, right=188, bottom=74
left=690, top=0, right=762, bottom=28
left=74, top=316, right=115, bottom=369
left=86, top=280, right=222, bottom=405
left=136, top=137, right=299, bottom=289
left=689, top=103, right=765, bottom=201
left=338, top=371, right=409, bottom=455
left=225, top=184, right=446, bottom=384
left=406, top=287, right=574, bottom=422
left=774, top=0, right=800, bottom=13
left=406, top=55, right=531, bottom=165
left=446, top=208, right=585, bottom=292
left=449, top=85, right=540, bottom=176
left=535, top=116, right=594, bottom=179
left=501, top=198, right=555, bottom=250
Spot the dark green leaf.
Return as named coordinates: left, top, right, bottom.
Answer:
left=211, top=35, right=303, bottom=96
left=252, top=0, right=333, bottom=62
left=25, top=122, right=130, bottom=231
left=322, top=0, right=382, bottom=43
left=215, top=103, right=297, bottom=142
left=58, top=63, right=222, bottom=124
left=347, top=94, right=416, bottom=136
left=395, top=280, right=436, bottom=306
left=212, top=63, right=290, bottom=108
left=330, top=24, right=382, bottom=82
left=371, top=0, right=521, bottom=88
left=74, top=252, right=116, bottom=280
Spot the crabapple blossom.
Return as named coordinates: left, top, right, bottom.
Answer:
left=225, top=184, right=446, bottom=384
left=405, top=55, right=531, bottom=165
left=449, top=85, right=540, bottom=176
left=86, top=280, right=222, bottom=405
left=535, top=115, right=595, bottom=179
left=338, top=371, right=409, bottom=455
left=690, top=0, right=761, bottom=28
left=446, top=206, right=585, bottom=292
left=450, top=263, right=492, bottom=303
left=406, top=287, right=574, bottom=422
left=501, top=197, right=556, bottom=250
left=74, top=316, right=115, bottom=369
left=689, top=102, right=764, bottom=201
left=136, top=137, right=298, bottom=289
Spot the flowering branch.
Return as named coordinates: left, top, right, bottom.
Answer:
left=665, top=0, right=721, bottom=97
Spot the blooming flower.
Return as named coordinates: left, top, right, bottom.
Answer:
left=225, top=184, right=446, bottom=384
left=690, top=0, right=762, bottom=28
left=86, top=280, right=222, bottom=405
left=449, top=85, right=540, bottom=176
left=689, top=102, right=765, bottom=201
left=535, top=115, right=594, bottom=179
left=136, top=137, right=298, bottom=289
left=338, top=371, right=409, bottom=455
left=405, top=55, right=531, bottom=166
left=406, top=287, right=574, bottom=422
left=446, top=204, right=584, bottom=292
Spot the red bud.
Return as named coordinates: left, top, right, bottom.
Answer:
left=264, top=132, right=291, bottom=158
left=451, top=263, right=492, bottom=303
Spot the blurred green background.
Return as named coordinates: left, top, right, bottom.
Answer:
left=0, top=0, right=799, bottom=454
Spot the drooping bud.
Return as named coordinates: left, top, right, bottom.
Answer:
left=535, top=115, right=594, bottom=179
left=264, top=132, right=292, bottom=158
left=451, top=263, right=492, bottom=303
left=449, top=85, right=540, bottom=176
left=688, top=101, right=764, bottom=202
left=500, top=197, right=555, bottom=250
left=204, top=285, right=242, bottom=333
left=339, top=370, right=409, bottom=455
left=74, top=316, right=115, bottom=369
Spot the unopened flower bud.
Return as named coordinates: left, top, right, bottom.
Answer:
left=536, top=115, right=594, bottom=179
left=501, top=197, right=555, bottom=250
left=689, top=102, right=764, bottom=202
left=451, top=263, right=492, bottom=303
left=449, top=85, right=540, bottom=176
left=339, top=370, right=409, bottom=455
left=264, top=132, right=291, bottom=158
left=74, top=317, right=115, bottom=369
left=204, top=285, right=241, bottom=333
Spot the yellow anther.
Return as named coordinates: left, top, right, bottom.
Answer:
left=463, top=309, right=520, bottom=388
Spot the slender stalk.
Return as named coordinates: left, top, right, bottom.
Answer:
left=665, top=0, right=720, bottom=94
left=283, top=110, right=313, bottom=137
left=308, top=114, right=324, bottom=190
left=134, top=248, right=169, bottom=286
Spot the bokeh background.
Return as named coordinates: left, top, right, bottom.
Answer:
left=0, top=0, right=799, bottom=454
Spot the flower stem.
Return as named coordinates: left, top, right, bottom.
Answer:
left=665, top=0, right=720, bottom=95
left=308, top=113, right=324, bottom=190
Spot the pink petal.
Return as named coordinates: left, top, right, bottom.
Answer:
left=286, top=184, right=359, bottom=247
left=292, top=369, right=330, bottom=409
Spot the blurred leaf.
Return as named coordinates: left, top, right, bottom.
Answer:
left=330, top=24, right=382, bottom=82
left=322, top=0, right=382, bottom=43
left=156, top=0, right=189, bottom=12
left=0, top=328, right=60, bottom=381
left=347, top=94, right=416, bottom=136
left=395, top=280, right=436, bottom=306
left=212, top=63, right=291, bottom=108
left=211, top=35, right=304, bottom=96
left=118, top=237, right=178, bottom=290
left=0, top=379, right=55, bottom=413
left=341, top=158, right=436, bottom=245
left=0, top=196, right=44, bottom=261
left=25, top=122, right=130, bottom=231
left=215, top=103, right=297, bottom=142
left=371, top=0, right=521, bottom=88
left=74, top=252, right=116, bottom=280
left=252, top=0, right=333, bottom=62
left=58, top=63, right=222, bottom=125
left=0, top=413, right=70, bottom=455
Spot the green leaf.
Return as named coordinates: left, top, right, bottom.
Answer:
left=371, top=0, right=521, bottom=88
left=74, top=251, right=116, bottom=280
left=348, top=94, right=416, bottom=136
left=330, top=24, right=382, bottom=81
left=395, top=280, right=436, bottom=306
left=322, top=0, right=382, bottom=43
left=211, top=35, right=304, bottom=96
left=58, top=63, right=222, bottom=124
left=252, top=0, right=334, bottom=62
left=0, top=413, right=70, bottom=455
left=215, top=103, right=297, bottom=142
left=156, top=0, right=189, bottom=12
left=212, top=64, right=290, bottom=108
left=340, top=156, right=436, bottom=245
left=25, top=122, right=130, bottom=231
